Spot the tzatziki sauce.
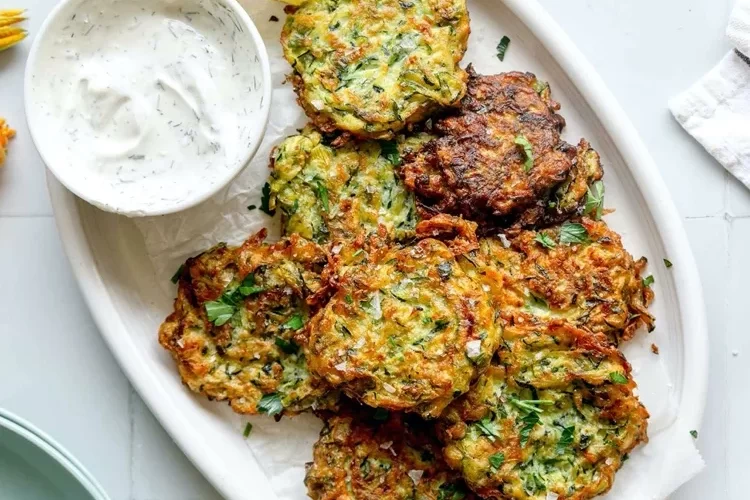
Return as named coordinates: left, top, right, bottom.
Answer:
left=27, top=0, right=267, bottom=215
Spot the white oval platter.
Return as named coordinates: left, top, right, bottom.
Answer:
left=45, top=0, right=708, bottom=498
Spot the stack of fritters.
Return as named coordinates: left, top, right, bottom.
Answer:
left=159, top=1, right=656, bottom=498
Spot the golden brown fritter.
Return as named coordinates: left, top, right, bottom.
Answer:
left=306, top=404, right=476, bottom=500
left=303, top=237, right=501, bottom=419
left=459, top=218, right=654, bottom=345
left=158, top=230, right=337, bottom=417
left=400, top=68, right=603, bottom=229
left=268, top=126, right=432, bottom=244
left=437, top=321, right=649, bottom=500
left=281, top=0, right=470, bottom=139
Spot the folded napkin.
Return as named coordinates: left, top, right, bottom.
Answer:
left=669, top=0, right=750, bottom=189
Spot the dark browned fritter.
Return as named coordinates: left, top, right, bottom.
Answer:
left=306, top=403, right=476, bottom=500
left=400, top=67, right=603, bottom=230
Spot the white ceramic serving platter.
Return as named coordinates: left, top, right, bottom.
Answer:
left=45, top=0, right=708, bottom=498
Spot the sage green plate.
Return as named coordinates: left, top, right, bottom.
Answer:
left=0, top=409, right=109, bottom=500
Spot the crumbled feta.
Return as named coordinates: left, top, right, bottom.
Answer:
left=332, top=244, right=342, bottom=255
left=383, top=382, right=396, bottom=393
left=498, top=233, right=511, bottom=248
left=370, top=292, right=382, bottom=320
left=466, top=340, right=482, bottom=359
left=545, top=493, right=559, bottom=500
left=482, top=284, right=490, bottom=292
left=407, top=470, right=424, bottom=484
left=354, top=337, right=365, bottom=349
left=334, top=361, right=347, bottom=371
left=311, top=99, right=324, bottom=110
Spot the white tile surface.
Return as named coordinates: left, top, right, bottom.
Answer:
left=1, top=0, right=744, bottom=498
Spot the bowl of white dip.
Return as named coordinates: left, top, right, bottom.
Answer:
left=25, top=0, right=271, bottom=216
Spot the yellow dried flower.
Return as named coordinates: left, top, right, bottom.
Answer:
left=0, top=118, right=15, bottom=167
left=0, top=9, right=26, bottom=51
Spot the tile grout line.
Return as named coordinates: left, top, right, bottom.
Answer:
left=0, top=214, right=54, bottom=218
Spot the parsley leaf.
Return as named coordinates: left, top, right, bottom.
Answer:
left=205, top=300, right=235, bottom=326
left=514, top=135, right=534, bottom=172
left=609, top=372, right=628, bottom=384
left=559, top=221, right=590, bottom=245
left=475, top=416, right=500, bottom=441
left=642, top=275, right=655, bottom=287
left=247, top=204, right=257, bottom=211
left=664, top=258, right=673, bottom=268
left=170, top=264, right=185, bottom=284
left=380, top=140, right=401, bottom=166
left=243, top=422, right=253, bottom=438
left=518, top=411, right=540, bottom=447
left=282, top=313, right=305, bottom=331
left=690, top=429, right=698, bottom=439
left=314, top=179, right=329, bottom=212
left=275, top=337, right=299, bottom=354
left=238, top=274, right=264, bottom=296
left=532, top=79, right=549, bottom=95
left=534, top=233, right=556, bottom=249
left=496, top=35, right=511, bottom=61
left=489, top=452, right=505, bottom=471
left=257, top=393, right=283, bottom=416
left=584, top=180, right=605, bottom=220
left=260, top=182, right=275, bottom=216
left=557, top=426, right=575, bottom=453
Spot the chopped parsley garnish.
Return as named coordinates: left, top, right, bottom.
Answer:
left=314, top=179, right=329, bottom=212
left=238, top=274, right=264, bottom=296
left=559, top=221, right=590, bottom=245
left=282, top=313, right=305, bottom=331
left=243, top=422, right=253, bottom=438
left=642, top=275, right=655, bottom=287
left=534, top=233, right=556, bottom=249
left=204, top=274, right=265, bottom=326
left=496, top=35, right=511, bottom=62
left=514, top=135, right=534, bottom=172
left=584, top=180, right=605, bottom=220
left=275, top=337, right=299, bottom=354
left=475, top=416, right=500, bottom=441
left=257, top=393, right=283, bottom=416
left=269, top=15, right=279, bottom=22
left=373, top=408, right=389, bottom=421
left=518, top=411, right=540, bottom=447
left=170, top=264, right=185, bottom=284
left=557, top=426, right=575, bottom=453
left=380, top=140, right=401, bottom=166
left=664, top=258, right=673, bottom=268
left=690, top=429, right=698, bottom=439
left=205, top=300, right=235, bottom=326
left=532, top=79, right=549, bottom=95
left=489, top=452, right=505, bottom=471
left=260, top=182, right=275, bottom=216
left=609, top=372, right=628, bottom=384
left=247, top=204, right=257, bottom=211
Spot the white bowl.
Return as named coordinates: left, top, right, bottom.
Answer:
left=24, top=0, right=272, bottom=217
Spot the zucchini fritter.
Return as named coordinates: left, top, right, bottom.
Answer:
left=304, top=237, right=501, bottom=419
left=269, top=126, right=431, bottom=244
left=159, top=230, right=337, bottom=416
left=306, top=404, right=475, bottom=500
left=460, top=218, right=654, bottom=345
left=400, top=68, right=603, bottom=229
left=281, top=0, right=470, bottom=139
left=438, top=321, right=649, bottom=500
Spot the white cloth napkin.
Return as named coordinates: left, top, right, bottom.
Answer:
left=669, top=0, right=750, bottom=188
